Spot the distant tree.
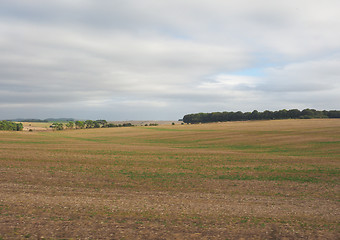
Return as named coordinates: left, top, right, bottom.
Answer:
left=301, top=109, right=314, bottom=119
left=327, top=110, right=340, bottom=118
left=93, top=121, right=100, bottom=128
left=250, top=110, right=259, bottom=120
left=66, top=121, right=74, bottom=129
left=243, top=112, right=251, bottom=120
left=0, top=121, right=23, bottom=131
left=85, top=120, right=94, bottom=128
left=288, top=109, right=301, bottom=119
left=262, top=110, right=274, bottom=120
left=182, top=108, right=339, bottom=124
left=211, top=112, right=223, bottom=122
left=75, top=121, right=85, bottom=129
left=16, top=123, right=23, bottom=131
left=276, top=109, right=288, bottom=119
left=233, top=111, right=244, bottom=121
left=51, top=122, right=64, bottom=130
left=95, top=120, right=107, bottom=128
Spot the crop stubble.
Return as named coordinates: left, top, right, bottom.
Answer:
left=0, top=119, right=339, bottom=239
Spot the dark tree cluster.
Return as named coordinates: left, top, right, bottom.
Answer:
left=0, top=120, right=23, bottom=131
left=145, top=123, right=159, bottom=126
left=107, top=123, right=134, bottom=128
left=183, top=109, right=340, bottom=124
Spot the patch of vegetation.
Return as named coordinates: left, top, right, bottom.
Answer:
left=0, top=120, right=23, bottom=131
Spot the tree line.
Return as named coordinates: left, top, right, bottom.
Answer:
left=51, top=120, right=134, bottom=130
left=0, top=120, right=23, bottom=131
left=182, top=109, right=340, bottom=124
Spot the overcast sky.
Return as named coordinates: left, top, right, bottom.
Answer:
left=1, top=0, right=339, bottom=120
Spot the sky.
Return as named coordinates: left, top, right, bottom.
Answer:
left=1, top=0, right=339, bottom=120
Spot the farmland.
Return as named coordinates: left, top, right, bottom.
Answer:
left=0, top=119, right=339, bottom=239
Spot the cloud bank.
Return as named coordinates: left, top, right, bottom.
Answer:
left=1, top=0, right=339, bottom=120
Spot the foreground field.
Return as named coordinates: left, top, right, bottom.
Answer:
left=0, top=119, right=339, bottom=239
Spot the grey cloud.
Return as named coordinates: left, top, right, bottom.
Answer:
left=0, top=91, right=80, bottom=104
left=0, top=0, right=339, bottom=120
left=258, top=58, right=340, bottom=92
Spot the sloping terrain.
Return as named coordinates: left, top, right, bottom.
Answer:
left=0, top=119, right=339, bottom=239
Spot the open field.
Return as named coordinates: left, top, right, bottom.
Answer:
left=21, top=122, right=52, bottom=131
left=0, top=119, right=339, bottom=239
left=20, top=121, right=183, bottom=132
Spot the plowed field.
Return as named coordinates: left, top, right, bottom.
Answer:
left=0, top=119, right=339, bottom=239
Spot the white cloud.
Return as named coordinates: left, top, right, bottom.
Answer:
left=199, top=75, right=260, bottom=90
